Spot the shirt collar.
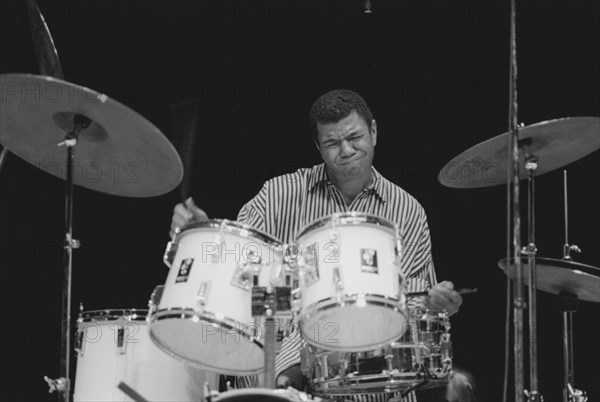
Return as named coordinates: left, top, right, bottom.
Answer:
left=308, top=163, right=388, bottom=203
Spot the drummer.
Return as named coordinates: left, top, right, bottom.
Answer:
left=170, top=89, right=463, bottom=401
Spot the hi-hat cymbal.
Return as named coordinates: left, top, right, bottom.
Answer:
left=498, top=257, right=600, bottom=303
left=438, top=117, right=600, bottom=188
left=0, top=74, right=183, bottom=197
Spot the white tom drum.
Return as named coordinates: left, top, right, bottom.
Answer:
left=295, top=212, right=408, bottom=351
left=73, top=309, right=218, bottom=402
left=151, top=220, right=292, bottom=375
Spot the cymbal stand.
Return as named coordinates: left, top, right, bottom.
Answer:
left=562, top=171, right=581, bottom=261
left=560, top=171, right=587, bottom=402
left=521, top=158, right=542, bottom=401
left=44, top=114, right=90, bottom=402
left=507, top=0, right=526, bottom=399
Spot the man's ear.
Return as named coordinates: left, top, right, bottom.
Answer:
left=371, top=119, right=378, bottom=146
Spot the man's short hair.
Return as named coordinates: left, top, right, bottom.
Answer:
left=309, top=89, right=374, bottom=143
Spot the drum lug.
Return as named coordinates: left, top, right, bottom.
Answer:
left=74, top=328, right=85, bottom=356
left=148, top=285, right=164, bottom=314
left=329, top=214, right=339, bottom=242
left=196, top=280, right=210, bottom=312
left=393, top=224, right=403, bottom=266
left=163, top=240, right=178, bottom=268
left=291, top=288, right=302, bottom=314
left=75, top=305, right=85, bottom=356
left=333, top=267, right=344, bottom=293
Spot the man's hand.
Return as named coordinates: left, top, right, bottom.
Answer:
left=169, top=197, right=209, bottom=238
left=425, top=280, right=463, bottom=316
left=276, top=365, right=305, bottom=390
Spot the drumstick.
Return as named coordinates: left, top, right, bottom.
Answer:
left=406, top=287, right=478, bottom=297
left=117, top=382, right=150, bottom=402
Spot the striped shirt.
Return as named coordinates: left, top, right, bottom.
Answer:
left=235, top=163, right=437, bottom=402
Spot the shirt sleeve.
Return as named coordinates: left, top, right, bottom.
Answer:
left=404, top=207, right=438, bottom=309
left=237, top=182, right=268, bottom=231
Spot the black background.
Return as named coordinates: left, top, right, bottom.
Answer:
left=1, top=1, right=599, bottom=401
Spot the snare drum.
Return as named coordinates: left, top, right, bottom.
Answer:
left=73, top=309, right=218, bottom=402
left=150, top=220, right=292, bottom=375
left=301, top=309, right=453, bottom=398
left=295, top=213, right=407, bottom=351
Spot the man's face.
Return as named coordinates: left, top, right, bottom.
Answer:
left=316, top=111, right=377, bottom=182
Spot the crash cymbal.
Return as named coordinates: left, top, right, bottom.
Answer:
left=438, top=117, right=600, bottom=188
left=0, top=74, right=183, bottom=197
left=498, top=257, right=600, bottom=303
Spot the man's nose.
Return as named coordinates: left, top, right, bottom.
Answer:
left=339, top=140, right=355, bottom=157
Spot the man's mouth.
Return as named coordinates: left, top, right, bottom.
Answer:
left=338, top=157, right=362, bottom=166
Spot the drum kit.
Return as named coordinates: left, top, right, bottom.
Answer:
left=0, top=69, right=460, bottom=400
left=1, top=2, right=599, bottom=402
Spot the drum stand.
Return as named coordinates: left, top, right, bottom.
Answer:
left=251, top=271, right=292, bottom=389
left=43, top=114, right=91, bottom=402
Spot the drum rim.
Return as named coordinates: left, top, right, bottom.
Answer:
left=296, top=212, right=397, bottom=240
left=213, top=388, right=297, bottom=397
left=149, top=307, right=265, bottom=375
left=297, top=293, right=408, bottom=352
left=77, top=308, right=148, bottom=323
left=179, top=219, right=283, bottom=247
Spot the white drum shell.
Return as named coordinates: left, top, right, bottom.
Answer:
left=73, top=311, right=218, bottom=402
left=296, top=214, right=407, bottom=351
left=151, top=221, right=285, bottom=375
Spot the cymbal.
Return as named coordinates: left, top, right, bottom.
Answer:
left=0, top=74, right=183, bottom=197
left=438, top=117, right=600, bottom=188
left=498, top=257, right=600, bottom=303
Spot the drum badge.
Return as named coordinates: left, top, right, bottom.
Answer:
left=176, top=258, right=194, bottom=283
left=360, top=248, right=378, bottom=273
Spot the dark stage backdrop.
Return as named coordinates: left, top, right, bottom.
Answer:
left=1, top=1, right=598, bottom=401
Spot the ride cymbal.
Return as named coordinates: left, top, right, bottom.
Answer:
left=438, top=117, right=600, bottom=188
left=0, top=74, right=183, bottom=197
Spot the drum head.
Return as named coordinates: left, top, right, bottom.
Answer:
left=150, top=312, right=264, bottom=375
left=179, top=219, right=282, bottom=247
left=297, top=212, right=396, bottom=239
left=300, top=297, right=408, bottom=351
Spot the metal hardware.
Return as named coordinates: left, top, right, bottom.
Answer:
left=231, top=262, right=255, bottom=291
left=163, top=240, right=178, bottom=268
left=196, top=281, right=210, bottom=312
left=333, top=267, right=344, bottom=293
left=393, top=224, right=402, bottom=266
left=43, top=376, right=69, bottom=394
